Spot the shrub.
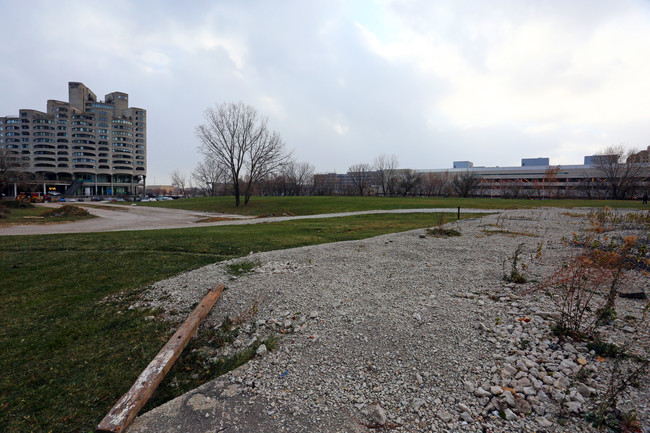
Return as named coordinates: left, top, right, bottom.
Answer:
left=426, top=227, right=461, bottom=237
left=503, top=243, right=527, bottom=284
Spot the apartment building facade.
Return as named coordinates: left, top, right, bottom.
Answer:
left=0, top=82, right=146, bottom=197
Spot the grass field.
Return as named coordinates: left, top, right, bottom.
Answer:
left=0, top=203, right=94, bottom=226
left=135, top=195, right=647, bottom=216
left=0, top=212, right=467, bottom=433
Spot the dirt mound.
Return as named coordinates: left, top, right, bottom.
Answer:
left=41, top=205, right=91, bottom=218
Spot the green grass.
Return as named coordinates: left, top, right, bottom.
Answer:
left=225, top=260, right=259, bottom=276
left=0, top=212, right=467, bottom=433
left=133, top=196, right=647, bottom=216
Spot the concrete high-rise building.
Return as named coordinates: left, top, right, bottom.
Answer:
left=0, top=82, right=146, bottom=197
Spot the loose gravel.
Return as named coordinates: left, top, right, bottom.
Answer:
left=131, top=208, right=649, bottom=433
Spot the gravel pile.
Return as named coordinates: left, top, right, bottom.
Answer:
left=132, top=208, right=649, bottom=433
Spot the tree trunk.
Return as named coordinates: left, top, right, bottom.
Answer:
left=233, top=181, right=240, bottom=206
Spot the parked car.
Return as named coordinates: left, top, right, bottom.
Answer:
left=91, top=196, right=103, bottom=201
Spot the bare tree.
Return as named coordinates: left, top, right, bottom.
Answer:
left=374, top=153, right=399, bottom=196
left=452, top=171, right=480, bottom=197
left=420, top=172, right=451, bottom=197
left=243, top=129, right=290, bottom=204
left=283, top=161, right=315, bottom=196
left=192, top=157, right=225, bottom=196
left=0, top=146, right=27, bottom=197
left=170, top=169, right=187, bottom=196
left=348, top=163, right=372, bottom=196
left=196, top=102, right=289, bottom=206
left=398, top=169, right=421, bottom=196
left=595, top=145, right=643, bottom=200
left=534, top=166, right=561, bottom=198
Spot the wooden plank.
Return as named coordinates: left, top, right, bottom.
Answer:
left=96, top=284, right=225, bottom=433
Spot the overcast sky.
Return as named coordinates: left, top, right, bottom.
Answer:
left=1, top=0, right=649, bottom=184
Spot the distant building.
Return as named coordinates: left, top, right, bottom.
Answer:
left=145, top=185, right=175, bottom=196
left=521, top=157, right=549, bottom=167
left=418, top=153, right=650, bottom=199
left=453, top=161, right=473, bottom=169
left=0, top=82, right=146, bottom=197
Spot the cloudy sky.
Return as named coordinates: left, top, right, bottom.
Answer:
left=1, top=0, right=649, bottom=184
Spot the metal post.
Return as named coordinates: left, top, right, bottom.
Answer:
left=457, top=206, right=460, bottom=220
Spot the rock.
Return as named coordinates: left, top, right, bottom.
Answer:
left=523, top=358, right=536, bottom=369
left=490, top=386, right=503, bottom=396
left=515, top=377, right=531, bottom=388
left=523, top=386, right=537, bottom=396
left=458, top=403, right=472, bottom=414
left=513, top=397, right=531, bottom=414
left=536, top=417, right=553, bottom=427
left=460, top=412, right=473, bottom=423
left=501, top=391, right=515, bottom=407
left=576, top=383, right=593, bottom=397
left=537, top=311, right=560, bottom=320
left=536, top=390, right=549, bottom=402
left=369, top=405, right=387, bottom=426
left=412, top=398, right=426, bottom=410
left=412, top=313, right=422, bottom=321
left=502, top=364, right=518, bottom=377
left=256, top=344, right=268, bottom=355
left=566, top=401, right=582, bottom=413
left=504, top=408, right=518, bottom=421
left=474, top=387, right=491, bottom=398
left=437, top=409, right=455, bottom=423
left=563, top=343, right=577, bottom=353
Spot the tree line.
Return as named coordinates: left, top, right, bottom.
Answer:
left=165, top=101, right=648, bottom=204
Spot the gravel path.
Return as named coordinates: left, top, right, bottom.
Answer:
left=130, top=208, right=649, bottom=433
left=0, top=203, right=492, bottom=236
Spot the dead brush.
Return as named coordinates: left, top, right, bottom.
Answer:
left=534, top=235, right=643, bottom=339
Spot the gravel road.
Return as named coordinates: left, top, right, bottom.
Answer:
left=129, top=208, right=649, bottom=433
